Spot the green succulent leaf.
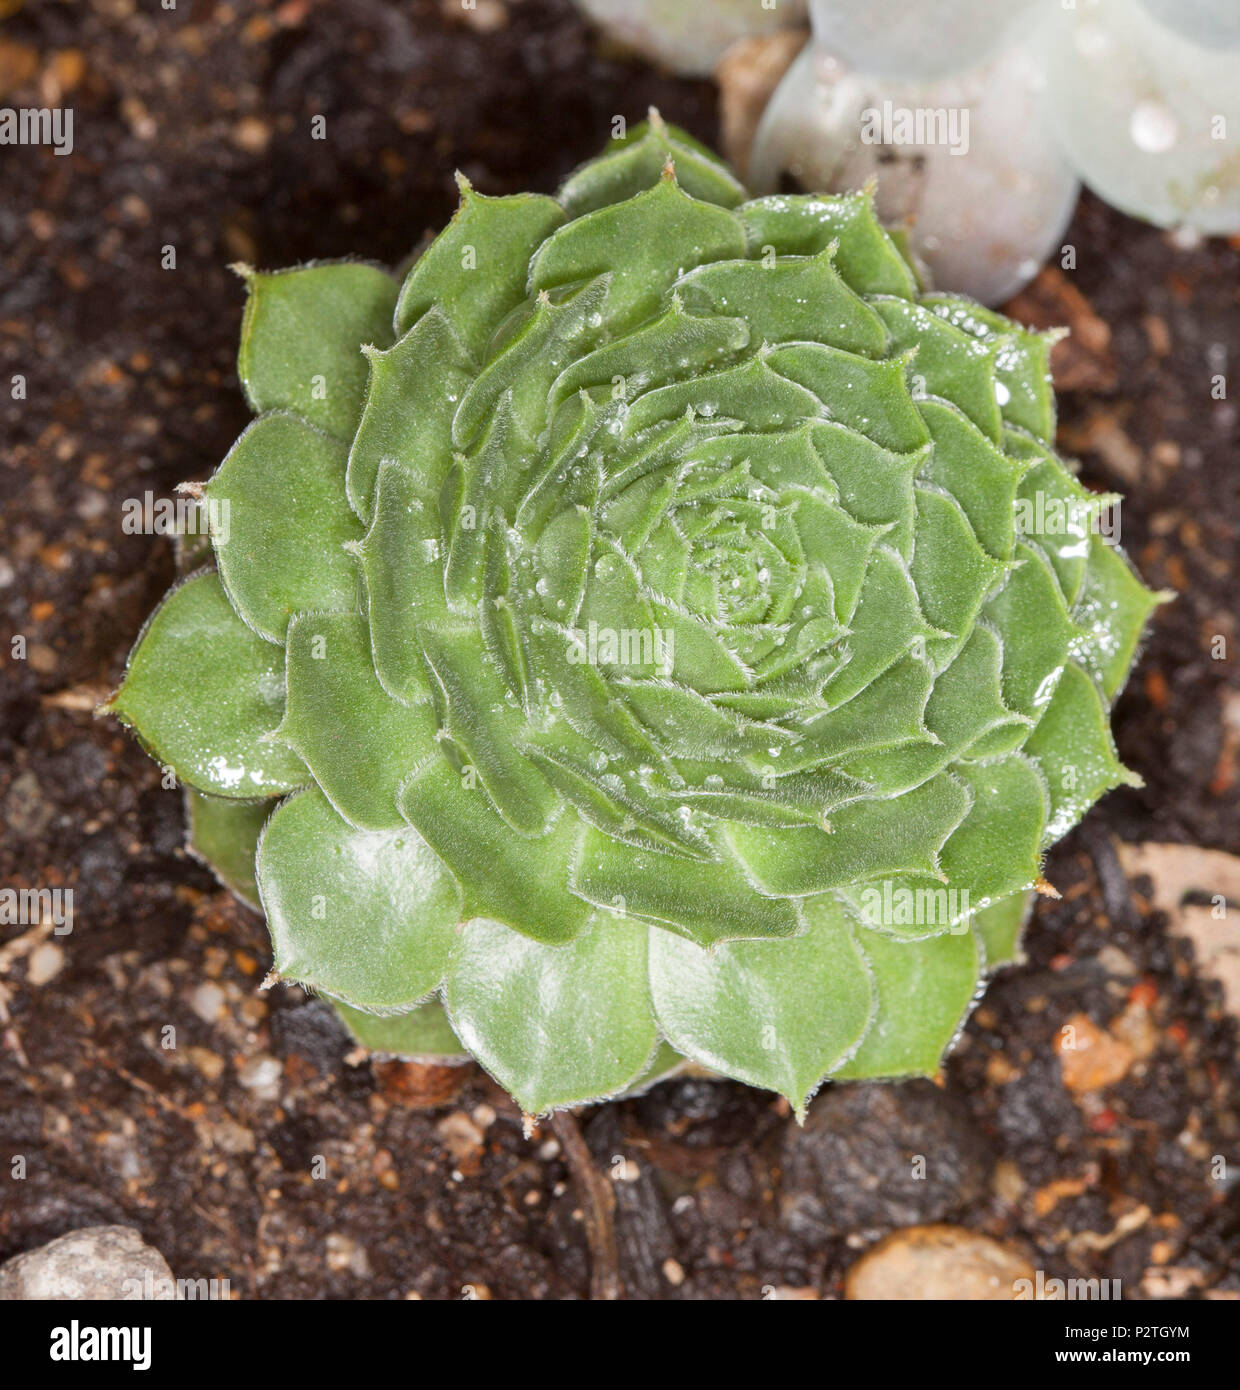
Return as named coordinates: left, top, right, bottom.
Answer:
left=922, top=294, right=1057, bottom=442
left=334, top=996, right=467, bottom=1060
left=558, top=113, right=746, bottom=217
left=278, top=611, right=436, bottom=830
left=185, top=789, right=273, bottom=908
left=1024, top=659, right=1139, bottom=840
left=739, top=192, right=920, bottom=298
left=346, top=308, right=473, bottom=524
left=445, top=913, right=656, bottom=1113
left=835, top=923, right=981, bottom=1079
left=974, top=891, right=1032, bottom=971
left=570, top=826, right=801, bottom=944
left=106, top=571, right=307, bottom=798
left=725, top=771, right=971, bottom=898
left=649, top=899, right=872, bottom=1115
left=1072, top=536, right=1173, bottom=700
left=207, top=413, right=363, bottom=641
left=393, top=184, right=566, bottom=351
left=236, top=261, right=399, bottom=438
left=113, top=121, right=1164, bottom=1114
left=257, top=787, right=458, bottom=1011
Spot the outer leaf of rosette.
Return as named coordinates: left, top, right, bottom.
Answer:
left=443, top=912, right=657, bottom=1114
left=235, top=261, right=399, bottom=440
left=983, top=542, right=1087, bottom=720
left=1024, top=660, right=1140, bottom=841
left=346, top=307, right=473, bottom=524
left=205, top=412, right=362, bottom=642
left=392, top=181, right=566, bottom=354
left=920, top=293, right=1057, bottom=444
left=257, top=787, right=458, bottom=1012
left=570, top=824, right=802, bottom=946
left=1070, top=536, right=1172, bottom=702
left=872, top=296, right=1004, bottom=442
left=722, top=770, right=970, bottom=897
left=276, top=611, right=438, bottom=830
left=398, top=758, right=591, bottom=946
left=558, top=115, right=747, bottom=218
left=737, top=191, right=920, bottom=299
left=1005, top=426, right=1116, bottom=607
left=839, top=754, right=1048, bottom=932
left=648, top=896, right=873, bottom=1115
left=529, top=174, right=749, bottom=336
left=832, top=921, right=981, bottom=1080
left=185, top=789, right=274, bottom=910
left=333, top=996, right=468, bottom=1061
left=102, top=570, right=307, bottom=799
left=973, top=891, right=1033, bottom=972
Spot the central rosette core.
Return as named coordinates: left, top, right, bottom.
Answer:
left=674, top=501, right=785, bottom=628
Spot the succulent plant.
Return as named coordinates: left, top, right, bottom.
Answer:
left=104, top=116, right=1165, bottom=1117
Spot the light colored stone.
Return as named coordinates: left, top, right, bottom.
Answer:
left=237, top=1053, right=282, bottom=1101
left=189, top=981, right=225, bottom=1024
left=0, top=1226, right=174, bottom=1300
left=26, top=941, right=65, bottom=986
left=1057, top=1012, right=1135, bottom=1093
left=1117, top=842, right=1240, bottom=1016
left=845, top=1223, right=1034, bottom=1300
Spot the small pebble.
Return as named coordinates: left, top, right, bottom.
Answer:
left=189, top=982, right=225, bottom=1024
left=0, top=1226, right=174, bottom=1301
left=845, top=1224, right=1034, bottom=1300
left=26, top=942, right=65, bottom=986
left=237, top=1054, right=282, bottom=1101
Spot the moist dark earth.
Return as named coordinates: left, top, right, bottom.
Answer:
left=1, top=0, right=1238, bottom=1300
